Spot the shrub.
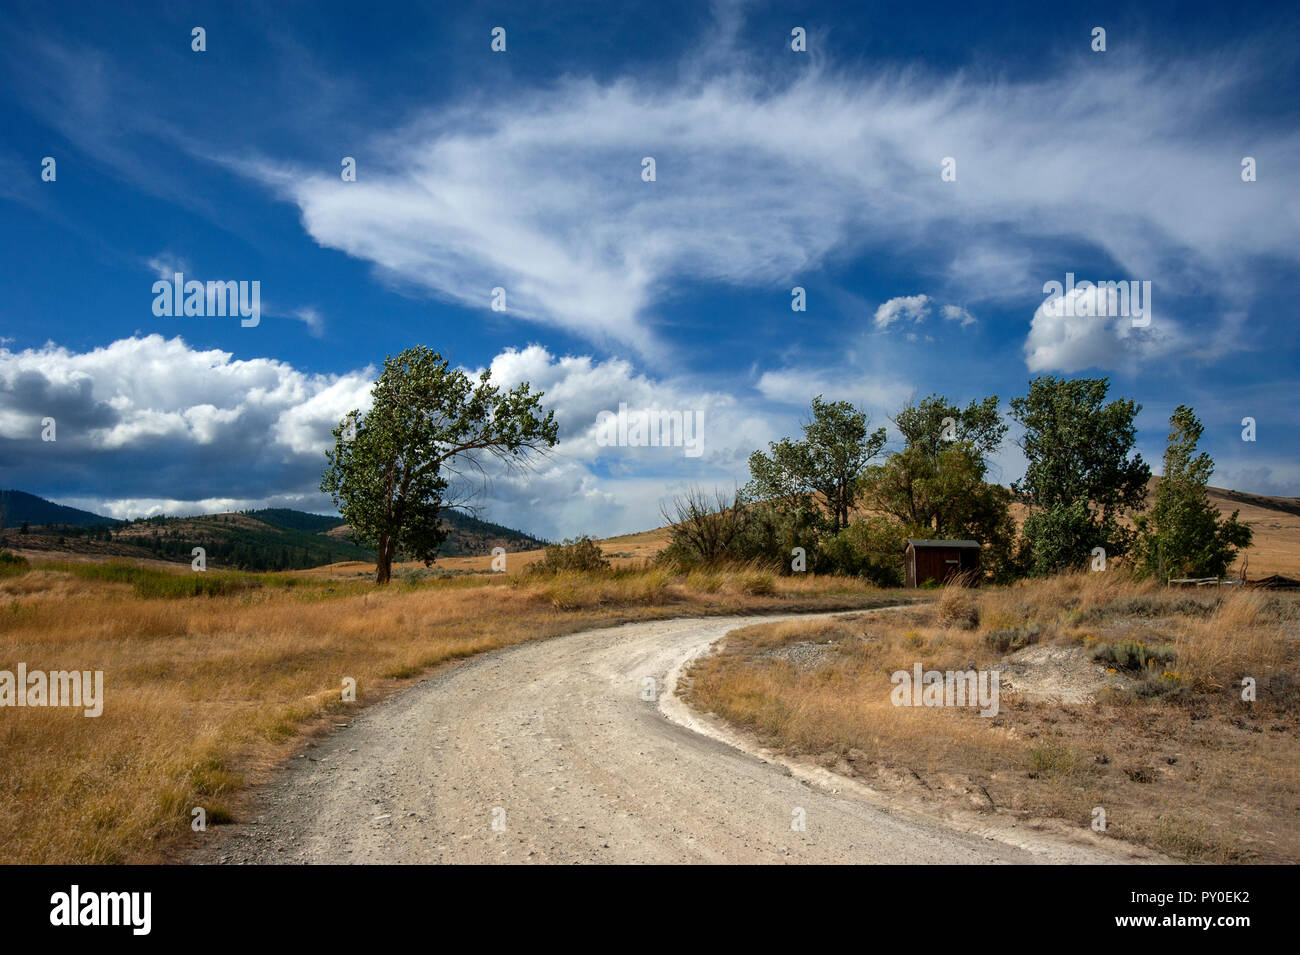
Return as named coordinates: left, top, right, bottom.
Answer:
left=0, top=551, right=28, bottom=579
left=658, top=487, right=751, bottom=569
left=983, top=622, right=1043, bottom=653
left=736, top=569, right=776, bottom=596
left=1027, top=742, right=1079, bottom=778
left=1090, top=639, right=1176, bottom=671
left=817, top=516, right=905, bottom=586
left=1131, top=669, right=1191, bottom=701
left=533, top=536, right=610, bottom=575
left=685, top=569, right=723, bottom=594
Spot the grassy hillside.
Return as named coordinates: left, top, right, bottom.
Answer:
left=108, top=512, right=375, bottom=570
left=5, top=479, right=1296, bottom=577
left=242, top=508, right=344, bottom=534
left=1, top=492, right=547, bottom=571
left=324, top=509, right=545, bottom=561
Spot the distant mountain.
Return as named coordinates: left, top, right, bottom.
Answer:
left=0, top=490, right=116, bottom=528
left=1, top=492, right=546, bottom=570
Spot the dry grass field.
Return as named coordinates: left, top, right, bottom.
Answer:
left=320, top=525, right=675, bottom=578
left=2, top=480, right=1294, bottom=865
left=682, top=572, right=1300, bottom=863
left=0, top=555, right=902, bottom=864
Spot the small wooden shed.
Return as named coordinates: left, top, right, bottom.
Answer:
left=904, top=539, right=982, bottom=587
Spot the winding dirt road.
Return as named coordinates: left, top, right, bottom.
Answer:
left=193, top=610, right=1161, bottom=864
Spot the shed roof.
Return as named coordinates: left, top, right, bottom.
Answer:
left=905, top=539, right=982, bottom=549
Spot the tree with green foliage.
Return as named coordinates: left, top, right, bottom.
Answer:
left=893, top=393, right=1007, bottom=467
left=861, top=394, right=1016, bottom=580
left=746, top=396, right=887, bottom=534
left=819, top=514, right=909, bottom=586
left=1010, top=376, right=1150, bottom=576
left=869, top=395, right=1009, bottom=521
left=320, top=346, right=558, bottom=584
left=1134, top=405, right=1251, bottom=580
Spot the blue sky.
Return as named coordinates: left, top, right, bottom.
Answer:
left=1, top=0, right=1297, bottom=539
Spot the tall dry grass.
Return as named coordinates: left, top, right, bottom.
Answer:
left=0, top=559, right=898, bottom=863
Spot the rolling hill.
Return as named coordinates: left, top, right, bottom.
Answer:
left=0, top=490, right=117, bottom=528
left=0, top=493, right=546, bottom=571
left=3, top=481, right=1296, bottom=578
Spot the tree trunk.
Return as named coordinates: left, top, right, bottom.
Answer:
left=376, top=533, right=393, bottom=585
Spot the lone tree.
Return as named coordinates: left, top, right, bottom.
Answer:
left=1135, top=405, right=1251, bottom=580
left=746, top=395, right=887, bottom=533
left=1010, top=376, right=1150, bottom=576
left=320, top=346, right=558, bottom=584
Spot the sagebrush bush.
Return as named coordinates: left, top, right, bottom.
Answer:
left=983, top=621, right=1043, bottom=653
left=1090, top=639, right=1176, bottom=671
left=533, top=536, right=611, bottom=574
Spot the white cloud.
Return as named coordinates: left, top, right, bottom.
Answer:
left=874, top=294, right=931, bottom=329
left=874, top=296, right=976, bottom=332
left=287, top=306, right=324, bottom=337
left=0, top=336, right=785, bottom=539
left=145, top=253, right=190, bottom=281
left=941, top=304, right=976, bottom=327
left=755, top=366, right=911, bottom=415
left=232, top=54, right=1299, bottom=356
left=1024, top=285, right=1184, bottom=372
left=0, top=334, right=375, bottom=449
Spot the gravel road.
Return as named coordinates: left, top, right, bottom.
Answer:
left=192, top=609, right=1161, bottom=864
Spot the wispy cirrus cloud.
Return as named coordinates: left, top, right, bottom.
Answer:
left=233, top=51, right=1298, bottom=360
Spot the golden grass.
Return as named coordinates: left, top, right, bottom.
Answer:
left=683, top=571, right=1300, bottom=863
left=0, top=558, right=903, bottom=864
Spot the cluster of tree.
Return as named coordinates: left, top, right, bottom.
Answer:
left=316, top=343, right=1250, bottom=586
left=133, top=534, right=336, bottom=571
left=9, top=522, right=117, bottom=542
left=532, top=535, right=611, bottom=574
left=659, top=376, right=1251, bottom=583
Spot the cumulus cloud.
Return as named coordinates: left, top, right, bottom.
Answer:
left=873, top=294, right=931, bottom=329
left=874, top=295, right=976, bottom=332
left=455, top=345, right=779, bottom=536
left=0, top=335, right=376, bottom=506
left=1024, top=285, right=1184, bottom=372
left=0, top=336, right=780, bottom=538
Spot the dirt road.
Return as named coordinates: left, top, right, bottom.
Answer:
left=192, top=610, right=1161, bottom=864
